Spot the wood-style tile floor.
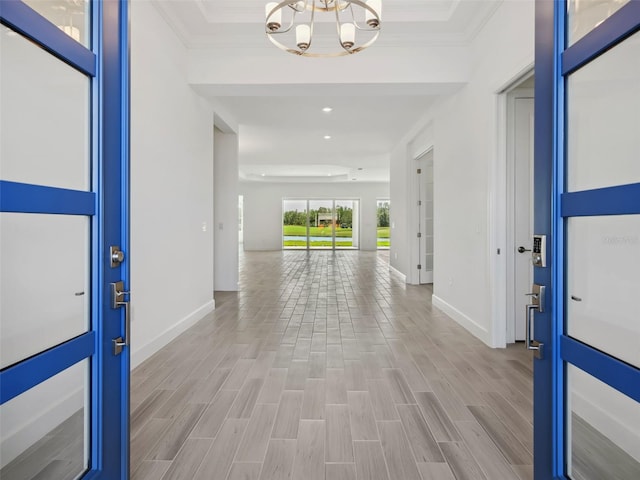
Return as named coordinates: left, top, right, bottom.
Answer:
left=130, top=251, right=534, bottom=480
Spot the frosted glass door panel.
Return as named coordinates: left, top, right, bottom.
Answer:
left=566, top=215, right=640, bottom=368
left=0, top=25, right=90, bottom=191
left=567, top=0, right=630, bottom=45
left=566, top=31, right=640, bottom=192
left=0, top=360, right=89, bottom=478
left=566, top=365, right=640, bottom=479
left=22, top=0, right=90, bottom=46
left=0, top=214, right=89, bottom=369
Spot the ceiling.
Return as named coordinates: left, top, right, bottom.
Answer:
left=152, top=0, right=502, bottom=183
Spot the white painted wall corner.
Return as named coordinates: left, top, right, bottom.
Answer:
left=432, top=295, right=493, bottom=347
left=131, top=300, right=215, bottom=369
left=388, top=264, right=407, bottom=283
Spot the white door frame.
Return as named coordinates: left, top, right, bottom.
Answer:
left=506, top=89, right=534, bottom=343
left=489, top=65, right=534, bottom=348
left=408, top=146, right=434, bottom=285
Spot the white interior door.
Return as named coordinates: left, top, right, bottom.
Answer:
left=513, top=97, right=534, bottom=340
left=416, top=150, right=434, bottom=284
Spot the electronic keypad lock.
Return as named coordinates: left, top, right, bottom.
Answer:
left=532, top=234, right=546, bottom=267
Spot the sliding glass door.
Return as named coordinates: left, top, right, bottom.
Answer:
left=283, top=199, right=359, bottom=250
left=282, top=199, right=308, bottom=249
left=309, top=200, right=335, bottom=249
left=335, top=200, right=357, bottom=249
left=377, top=199, right=390, bottom=249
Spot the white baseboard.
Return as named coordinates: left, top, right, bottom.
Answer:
left=432, top=295, right=492, bottom=347
left=389, top=265, right=407, bottom=283
left=131, top=299, right=215, bottom=369
left=1, top=388, right=83, bottom=468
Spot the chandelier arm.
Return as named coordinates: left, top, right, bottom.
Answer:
left=346, top=1, right=380, bottom=31
left=265, top=2, right=299, bottom=34
left=306, top=1, right=316, bottom=51
left=265, top=0, right=380, bottom=56
left=266, top=16, right=296, bottom=35
left=334, top=1, right=352, bottom=53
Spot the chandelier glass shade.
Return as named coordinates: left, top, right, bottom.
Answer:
left=265, top=0, right=382, bottom=57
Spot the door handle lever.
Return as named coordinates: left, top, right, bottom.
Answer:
left=111, top=281, right=130, bottom=355
left=525, top=284, right=545, bottom=359
left=525, top=304, right=542, bottom=358
left=518, top=246, right=532, bottom=253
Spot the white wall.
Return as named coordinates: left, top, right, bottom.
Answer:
left=240, top=182, right=389, bottom=251
left=214, top=128, right=239, bottom=291
left=130, top=0, right=215, bottom=368
left=188, top=45, right=471, bottom=93
left=390, top=0, right=535, bottom=346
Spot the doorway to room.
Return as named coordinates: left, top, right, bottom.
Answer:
left=415, top=150, right=434, bottom=284
left=506, top=76, right=534, bottom=343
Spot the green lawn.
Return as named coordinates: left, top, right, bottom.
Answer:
left=376, top=227, right=390, bottom=238
left=282, top=226, right=390, bottom=247
left=283, top=241, right=355, bottom=247
left=283, top=225, right=353, bottom=237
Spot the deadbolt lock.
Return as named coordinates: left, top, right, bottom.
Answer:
left=110, top=246, right=125, bottom=268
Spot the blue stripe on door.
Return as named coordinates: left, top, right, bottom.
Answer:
left=0, top=0, right=96, bottom=76
left=560, top=335, right=640, bottom=403
left=561, top=183, right=640, bottom=217
left=562, top=1, right=640, bottom=75
left=0, top=181, right=96, bottom=215
left=0, top=332, right=95, bottom=404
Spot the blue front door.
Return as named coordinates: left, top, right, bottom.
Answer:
left=534, top=1, right=640, bottom=478
left=0, top=1, right=129, bottom=478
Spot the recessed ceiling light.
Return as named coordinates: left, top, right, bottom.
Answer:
left=322, top=107, right=333, bottom=113
left=327, top=173, right=332, bottom=176
left=324, top=135, right=331, bottom=140
left=261, top=173, right=266, bottom=177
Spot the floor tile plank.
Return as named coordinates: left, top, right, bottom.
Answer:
left=235, top=404, right=279, bottom=462
left=325, top=404, right=354, bottom=462
left=259, top=439, right=296, bottom=480
left=271, top=391, right=304, bottom=439
left=353, top=441, right=390, bottom=480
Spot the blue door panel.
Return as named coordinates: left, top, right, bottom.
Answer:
left=0, top=1, right=129, bottom=478
left=0, top=0, right=96, bottom=75
left=0, top=333, right=96, bottom=404
left=533, top=0, right=559, bottom=476
left=560, top=336, right=640, bottom=403
left=561, top=1, right=640, bottom=75
left=561, top=183, right=640, bottom=217
left=535, top=1, right=640, bottom=479
left=0, top=181, right=96, bottom=215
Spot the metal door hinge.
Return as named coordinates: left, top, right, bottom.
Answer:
left=418, top=200, right=422, bottom=206
left=417, top=233, right=422, bottom=238
left=417, top=265, right=422, bottom=270
left=417, top=169, right=422, bottom=174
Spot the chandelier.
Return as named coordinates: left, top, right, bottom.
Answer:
left=265, top=0, right=382, bottom=57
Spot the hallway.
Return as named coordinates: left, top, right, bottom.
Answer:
left=130, top=251, right=533, bottom=480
